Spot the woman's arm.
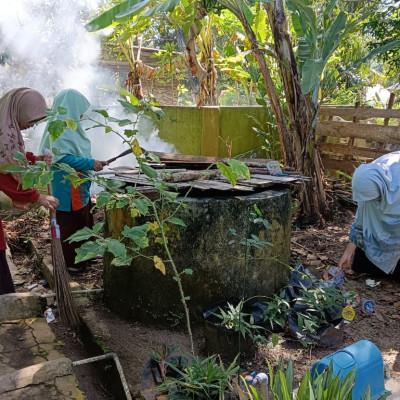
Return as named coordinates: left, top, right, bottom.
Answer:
left=58, top=154, right=107, bottom=171
left=0, top=173, right=58, bottom=212
left=338, top=242, right=357, bottom=271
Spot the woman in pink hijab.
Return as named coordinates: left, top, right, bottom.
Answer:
left=0, top=88, right=59, bottom=295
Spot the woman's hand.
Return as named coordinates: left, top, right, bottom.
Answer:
left=36, top=154, right=52, bottom=164
left=13, top=201, right=30, bottom=210
left=93, top=160, right=108, bottom=172
left=338, top=242, right=357, bottom=271
left=36, top=194, right=59, bottom=213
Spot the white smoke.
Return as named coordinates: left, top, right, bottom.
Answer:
left=0, top=0, right=176, bottom=163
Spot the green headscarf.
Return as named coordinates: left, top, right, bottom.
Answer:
left=39, top=89, right=92, bottom=161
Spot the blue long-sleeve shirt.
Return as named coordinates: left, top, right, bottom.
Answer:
left=52, top=154, right=95, bottom=212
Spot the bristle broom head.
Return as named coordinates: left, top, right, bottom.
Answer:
left=52, top=239, right=80, bottom=329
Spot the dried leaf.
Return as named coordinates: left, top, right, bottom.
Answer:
left=153, top=255, right=166, bottom=275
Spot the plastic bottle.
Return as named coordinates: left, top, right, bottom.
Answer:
left=244, top=372, right=269, bottom=400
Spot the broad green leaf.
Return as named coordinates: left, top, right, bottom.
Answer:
left=249, top=64, right=259, bottom=83
left=96, top=191, right=112, bottom=208
left=297, top=37, right=313, bottom=62
left=166, top=217, right=186, bottom=227
left=256, top=98, right=267, bottom=106
left=147, top=153, right=161, bottom=163
left=239, top=0, right=254, bottom=26
left=75, top=241, right=105, bottom=263
left=141, top=163, right=158, bottom=179
left=321, top=12, right=346, bottom=61
left=144, top=0, right=181, bottom=17
left=48, top=119, right=66, bottom=141
left=224, top=45, right=236, bottom=57
left=289, top=0, right=317, bottom=44
left=94, top=109, right=109, bottom=118
left=118, top=100, right=138, bottom=112
left=272, top=333, right=279, bottom=347
left=105, top=126, right=112, bottom=133
left=65, top=118, right=78, bottom=130
left=56, top=162, right=78, bottom=174
left=118, top=88, right=139, bottom=105
left=107, top=238, right=126, bottom=258
left=301, top=58, right=325, bottom=94
left=39, top=171, right=53, bottom=187
left=132, top=198, right=150, bottom=215
left=118, top=119, right=132, bottom=126
left=57, top=106, right=67, bottom=115
left=227, top=159, right=250, bottom=181
left=183, top=268, right=193, bottom=275
left=116, top=197, right=130, bottom=208
left=21, top=173, right=35, bottom=190
left=68, top=227, right=97, bottom=242
left=92, top=222, right=104, bottom=234
left=353, top=39, right=400, bottom=68
left=14, top=151, right=25, bottom=161
left=116, top=0, right=152, bottom=18
left=124, top=129, right=138, bottom=138
left=85, top=0, right=143, bottom=32
left=112, top=255, right=133, bottom=266
left=6, top=165, right=26, bottom=173
left=122, top=224, right=150, bottom=249
left=154, top=255, right=166, bottom=275
left=217, top=162, right=238, bottom=186
left=149, top=106, right=166, bottom=118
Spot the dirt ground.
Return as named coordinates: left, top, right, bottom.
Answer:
left=3, top=196, right=400, bottom=398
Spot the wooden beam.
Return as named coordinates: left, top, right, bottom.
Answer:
left=317, top=142, right=390, bottom=159
left=320, top=156, right=362, bottom=173
left=319, top=106, right=400, bottom=119
left=317, top=121, right=400, bottom=143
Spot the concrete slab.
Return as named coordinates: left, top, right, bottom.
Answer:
left=0, top=318, right=85, bottom=399
left=0, top=293, right=42, bottom=322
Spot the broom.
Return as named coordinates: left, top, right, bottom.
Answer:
left=45, top=149, right=80, bottom=329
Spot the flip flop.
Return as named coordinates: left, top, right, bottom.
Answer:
left=67, top=267, right=86, bottom=275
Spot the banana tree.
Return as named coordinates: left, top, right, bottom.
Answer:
left=87, top=0, right=400, bottom=220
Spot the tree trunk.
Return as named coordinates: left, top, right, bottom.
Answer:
left=239, top=21, right=295, bottom=167
left=264, top=0, right=328, bottom=222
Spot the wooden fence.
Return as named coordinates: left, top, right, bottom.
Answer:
left=316, top=97, right=400, bottom=174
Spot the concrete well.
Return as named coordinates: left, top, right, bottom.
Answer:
left=103, top=189, right=291, bottom=326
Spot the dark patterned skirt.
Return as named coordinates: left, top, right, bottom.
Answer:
left=352, top=246, right=400, bottom=281
left=0, top=250, right=15, bottom=295
left=56, top=201, right=94, bottom=271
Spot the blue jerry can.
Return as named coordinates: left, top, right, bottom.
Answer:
left=311, top=340, right=387, bottom=400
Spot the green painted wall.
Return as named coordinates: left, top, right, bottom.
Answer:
left=157, top=106, right=270, bottom=157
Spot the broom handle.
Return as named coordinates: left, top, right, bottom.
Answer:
left=43, top=149, right=56, bottom=220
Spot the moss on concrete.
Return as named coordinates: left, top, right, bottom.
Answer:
left=103, top=189, right=291, bottom=325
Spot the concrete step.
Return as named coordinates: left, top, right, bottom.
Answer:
left=0, top=250, right=85, bottom=399
left=0, top=317, right=85, bottom=399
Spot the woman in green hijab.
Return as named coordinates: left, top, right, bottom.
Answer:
left=39, top=89, right=108, bottom=274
